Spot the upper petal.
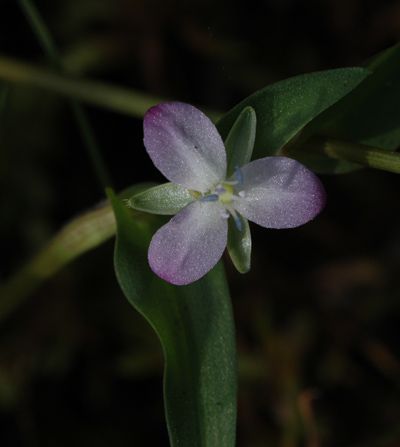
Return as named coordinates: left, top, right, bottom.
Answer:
left=148, top=200, right=228, bottom=285
left=233, top=157, right=326, bottom=228
left=144, top=102, right=227, bottom=192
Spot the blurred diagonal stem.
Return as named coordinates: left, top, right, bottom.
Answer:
left=0, top=184, right=156, bottom=324
left=0, top=55, right=223, bottom=122
left=299, top=137, right=400, bottom=174
left=0, top=200, right=116, bottom=322
left=16, top=0, right=113, bottom=191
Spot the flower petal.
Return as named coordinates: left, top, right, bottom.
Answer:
left=148, top=201, right=228, bottom=285
left=233, top=157, right=326, bottom=228
left=144, top=102, right=226, bottom=192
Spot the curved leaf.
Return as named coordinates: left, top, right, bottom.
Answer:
left=216, top=67, right=370, bottom=159
left=107, top=189, right=237, bottom=447
left=291, top=44, right=400, bottom=173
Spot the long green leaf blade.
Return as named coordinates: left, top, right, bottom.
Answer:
left=216, top=67, right=370, bottom=159
left=108, top=189, right=237, bottom=447
left=291, top=44, right=400, bottom=173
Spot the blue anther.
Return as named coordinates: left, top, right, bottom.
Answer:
left=234, top=216, right=243, bottom=231
left=199, top=194, right=219, bottom=202
left=235, top=166, right=243, bottom=186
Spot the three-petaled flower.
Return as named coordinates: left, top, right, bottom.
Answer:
left=129, top=102, right=326, bottom=285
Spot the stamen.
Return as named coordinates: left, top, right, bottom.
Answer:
left=225, top=203, right=237, bottom=219
left=220, top=209, right=230, bottom=218
left=235, top=166, right=243, bottom=186
left=229, top=193, right=245, bottom=201
left=234, top=216, right=243, bottom=231
left=214, top=184, right=226, bottom=196
left=199, top=194, right=219, bottom=202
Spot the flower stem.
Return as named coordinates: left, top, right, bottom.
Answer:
left=16, top=0, right=113, bottom=191
left=301, top=137, right=400, bottom=174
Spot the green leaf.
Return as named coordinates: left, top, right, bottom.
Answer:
left=127, top=182, right=196, bottom=215
left=227, top=215, right=251, bottom=274
left=291, top=44, right=400, bottom=173
left=107, top=189, right=237, bottom=447
left=224, top=106, right=256, bottom=177
left=216, top=67, right=370, bottom=159
left=0, top=183, right=156, bottom=323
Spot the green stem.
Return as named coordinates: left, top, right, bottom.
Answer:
left=17, top=0, right=61, bottom=68
left=0, top=55, right=223, bottom=122
left=16, top=0, right=113, bottom=190
left=301, top=137, right=400, bottom=174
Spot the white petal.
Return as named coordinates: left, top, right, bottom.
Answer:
left=233, top=157, right=326, bottom=228
left=148, top=201, right=228, bottom=285
left=144, top=102, right=226, bottom=192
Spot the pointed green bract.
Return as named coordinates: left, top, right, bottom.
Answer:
left=127, top=182, right=196, bottom=215
left=291, top=44, right=400, bottom=173
left=227, top=214, right=251, bottom=273
left=223, top=107, right=254, bottom=273
left=216, top=67, right=370, bottom=160
left=107, top=189, right=237, bottom=447
left=224, top=106, right=256, bottom=177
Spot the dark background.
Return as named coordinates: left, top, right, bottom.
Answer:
left=1, top=0, right=400, bottom=446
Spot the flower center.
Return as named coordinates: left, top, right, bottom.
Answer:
left=198, top=166, right=245, bottom=231
left=215, top=184, right=234, bottom=203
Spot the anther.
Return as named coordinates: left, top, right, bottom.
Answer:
left=199, top=194, right=219, bottom=202
left=234, top=216, right=243, bottom=231
left=220, top=210, right=230, bottom=218
left=235, top=166, right=243, bottom=186
left=214, top=184, right=226, bottom=196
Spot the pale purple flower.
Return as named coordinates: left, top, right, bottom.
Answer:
left=143, top=102, right=326, bottom=285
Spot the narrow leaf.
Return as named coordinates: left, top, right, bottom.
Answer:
left=291, top=44, right=400, bottom=173
left=216, top=67, right=370, bottom=159
left=108, top=189, right=237, bottom=447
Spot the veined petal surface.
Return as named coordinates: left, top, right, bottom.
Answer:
left=148, top=201, right=228, bottom=285
left=144, top=102, right=226, bottom=192
left=234, top=157, right=326, bottom=229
